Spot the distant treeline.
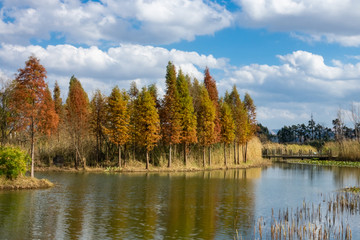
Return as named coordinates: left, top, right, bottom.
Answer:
left=258, top=112, right=360, bottom=146
left=1, top=56, right=258, bottom=174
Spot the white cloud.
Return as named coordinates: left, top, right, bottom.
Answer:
left=0, top=43, right=227, bottom=96
left=1, top=42, right=360, bottom=129
left=0, top=0, right=233, bottom=46
left=236, top=0, right=360, bottom=46
left=218, top=50, right=360, bottom=128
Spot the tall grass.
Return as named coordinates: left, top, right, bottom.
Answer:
left=262, top=142, right=317, bottom=154
left=35, top=135, right=265, bottom=170
left=324, top=140, right=360, bottom=161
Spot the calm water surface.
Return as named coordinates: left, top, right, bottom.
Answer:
left=1, top=163, right=360, bottom=239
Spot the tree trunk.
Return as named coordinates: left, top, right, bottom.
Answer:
left=208, top=146, right=211, bottom=166
left=183, top=142, right=187, bottom=166
left=168, top=144, right=172, bottom=168
left=244, top=142, right=248, bottom=163
left=234, top=141, right=236, bottom=165
left=203, top=146, right=206, bottom=167
left=224, top=142, right=227, bottom=167
left=146, top=150, right=149, bottom=170
left=237, top=143, right=240, bottom=164
left=74, top=133, right=78, bottom=170
left=30, top=130, right=35, bottom=178
left=118, top=144, right=122, bottom=168
left=174, top=144, right=177, bottom=161
left=96, top=134, right=99, bottom=165
left=124, top=144, right=127, bottom=167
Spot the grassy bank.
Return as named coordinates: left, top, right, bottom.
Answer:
left=284, top=159, right=360, bottom=167
left=0, top=176, right=53, bottom=190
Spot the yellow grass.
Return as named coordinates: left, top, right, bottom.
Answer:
left=36, top=137, right=269, bottom=172
left=0, top=175, right=53, bottom=190
left=262, top=142, right=317, bottom=154
left=324, top=140, right=360, bottom=160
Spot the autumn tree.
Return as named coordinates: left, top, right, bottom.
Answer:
left=90, top=89, right=107, bottom=165
left=66, top=75, right=89, bottom=169
left=135, top=88, right=161, bottom=169
left=197, top=85, right=215, bottom=167
left=243, top=93, right=257, bottom=162
left=225, top=86, right=245, bottom=164
left=128, top=81, right=139, bottom=161
left=220, top=100, right=235, bottom=166
left=9, top=56, right=58, bottom=177
left=204, top=67, right=221, bottom=142
left=103, top=86, right=130, bottom=168
left=148, top=83, right=161, bottom=110
left=189, top=78, right=202, bottom=115
left=161, top=62, right=181, bottom=167
left=177, top=70, right=197, bottom=166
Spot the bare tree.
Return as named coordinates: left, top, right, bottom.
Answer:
left=350, top=102, right=360, bottom=141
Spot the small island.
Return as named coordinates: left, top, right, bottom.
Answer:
left=0, top=146, right=53, bottom=190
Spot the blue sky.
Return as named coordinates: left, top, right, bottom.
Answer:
left=1, top=0, right=360, bottom=129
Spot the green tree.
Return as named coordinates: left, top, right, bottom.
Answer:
left=0, top=79, right=14, bottom=146
left=9, top=56, right=58, bottom=177
left=161, top=62, right=181, bottom=167
left=90, top=89, right=107, bottom=165
left=135, top=88, right=161, bottom=169
left=128, top=81, right=139, bottom=161
left=0, top=146, right=29, bottom=179
left=103, top=86, right=130, bottom=168
left=197, top=86, right=215, bottom=167
left=66, top=76, right=89, bottom=169
left=220, top=100, right=235, bottom=166
left=53, top=81, right=63, bottom=119
left=177, top=70, right=197, bottom=166
left=53, top=81, right=64, bottom=142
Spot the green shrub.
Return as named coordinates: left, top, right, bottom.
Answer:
left=0, top=146, right=29, bottom=179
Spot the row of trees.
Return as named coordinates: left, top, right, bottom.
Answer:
left=274, top=113, right=358, bottom=145
left=1, top=57, right=258, bottom=176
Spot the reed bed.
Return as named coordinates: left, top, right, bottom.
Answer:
left=262, top=143, right=317, bottom=155
left=249, top=191, right=360, bottom=240
left=324, top=141, right=360, bottom=161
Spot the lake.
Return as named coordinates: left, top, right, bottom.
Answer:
left=1, top=163, right=360, bottom=239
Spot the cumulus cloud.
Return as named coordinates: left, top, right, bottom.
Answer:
left=1, top=42, right=359, bottom=128
left=0, top=43, right=227, bottom=95
left=218, top=50, right=360, bottom=128
left=0, top=0, right=233, bottom=46
left=235, top=0, right=360, bottom=46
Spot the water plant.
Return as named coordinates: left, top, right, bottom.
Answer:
left=252, top=192, right=360, bottom=239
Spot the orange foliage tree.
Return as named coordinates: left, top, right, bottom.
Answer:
left=204, top=67, right=221, bottom=143
left=10, top=56, right=58, bottom=177
left=66, top=76, right=89, bottom=169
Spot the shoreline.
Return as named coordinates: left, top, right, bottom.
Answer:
left=276, top=158, right=360, bottom=168
left=35, top=159, right=272, bottom=173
